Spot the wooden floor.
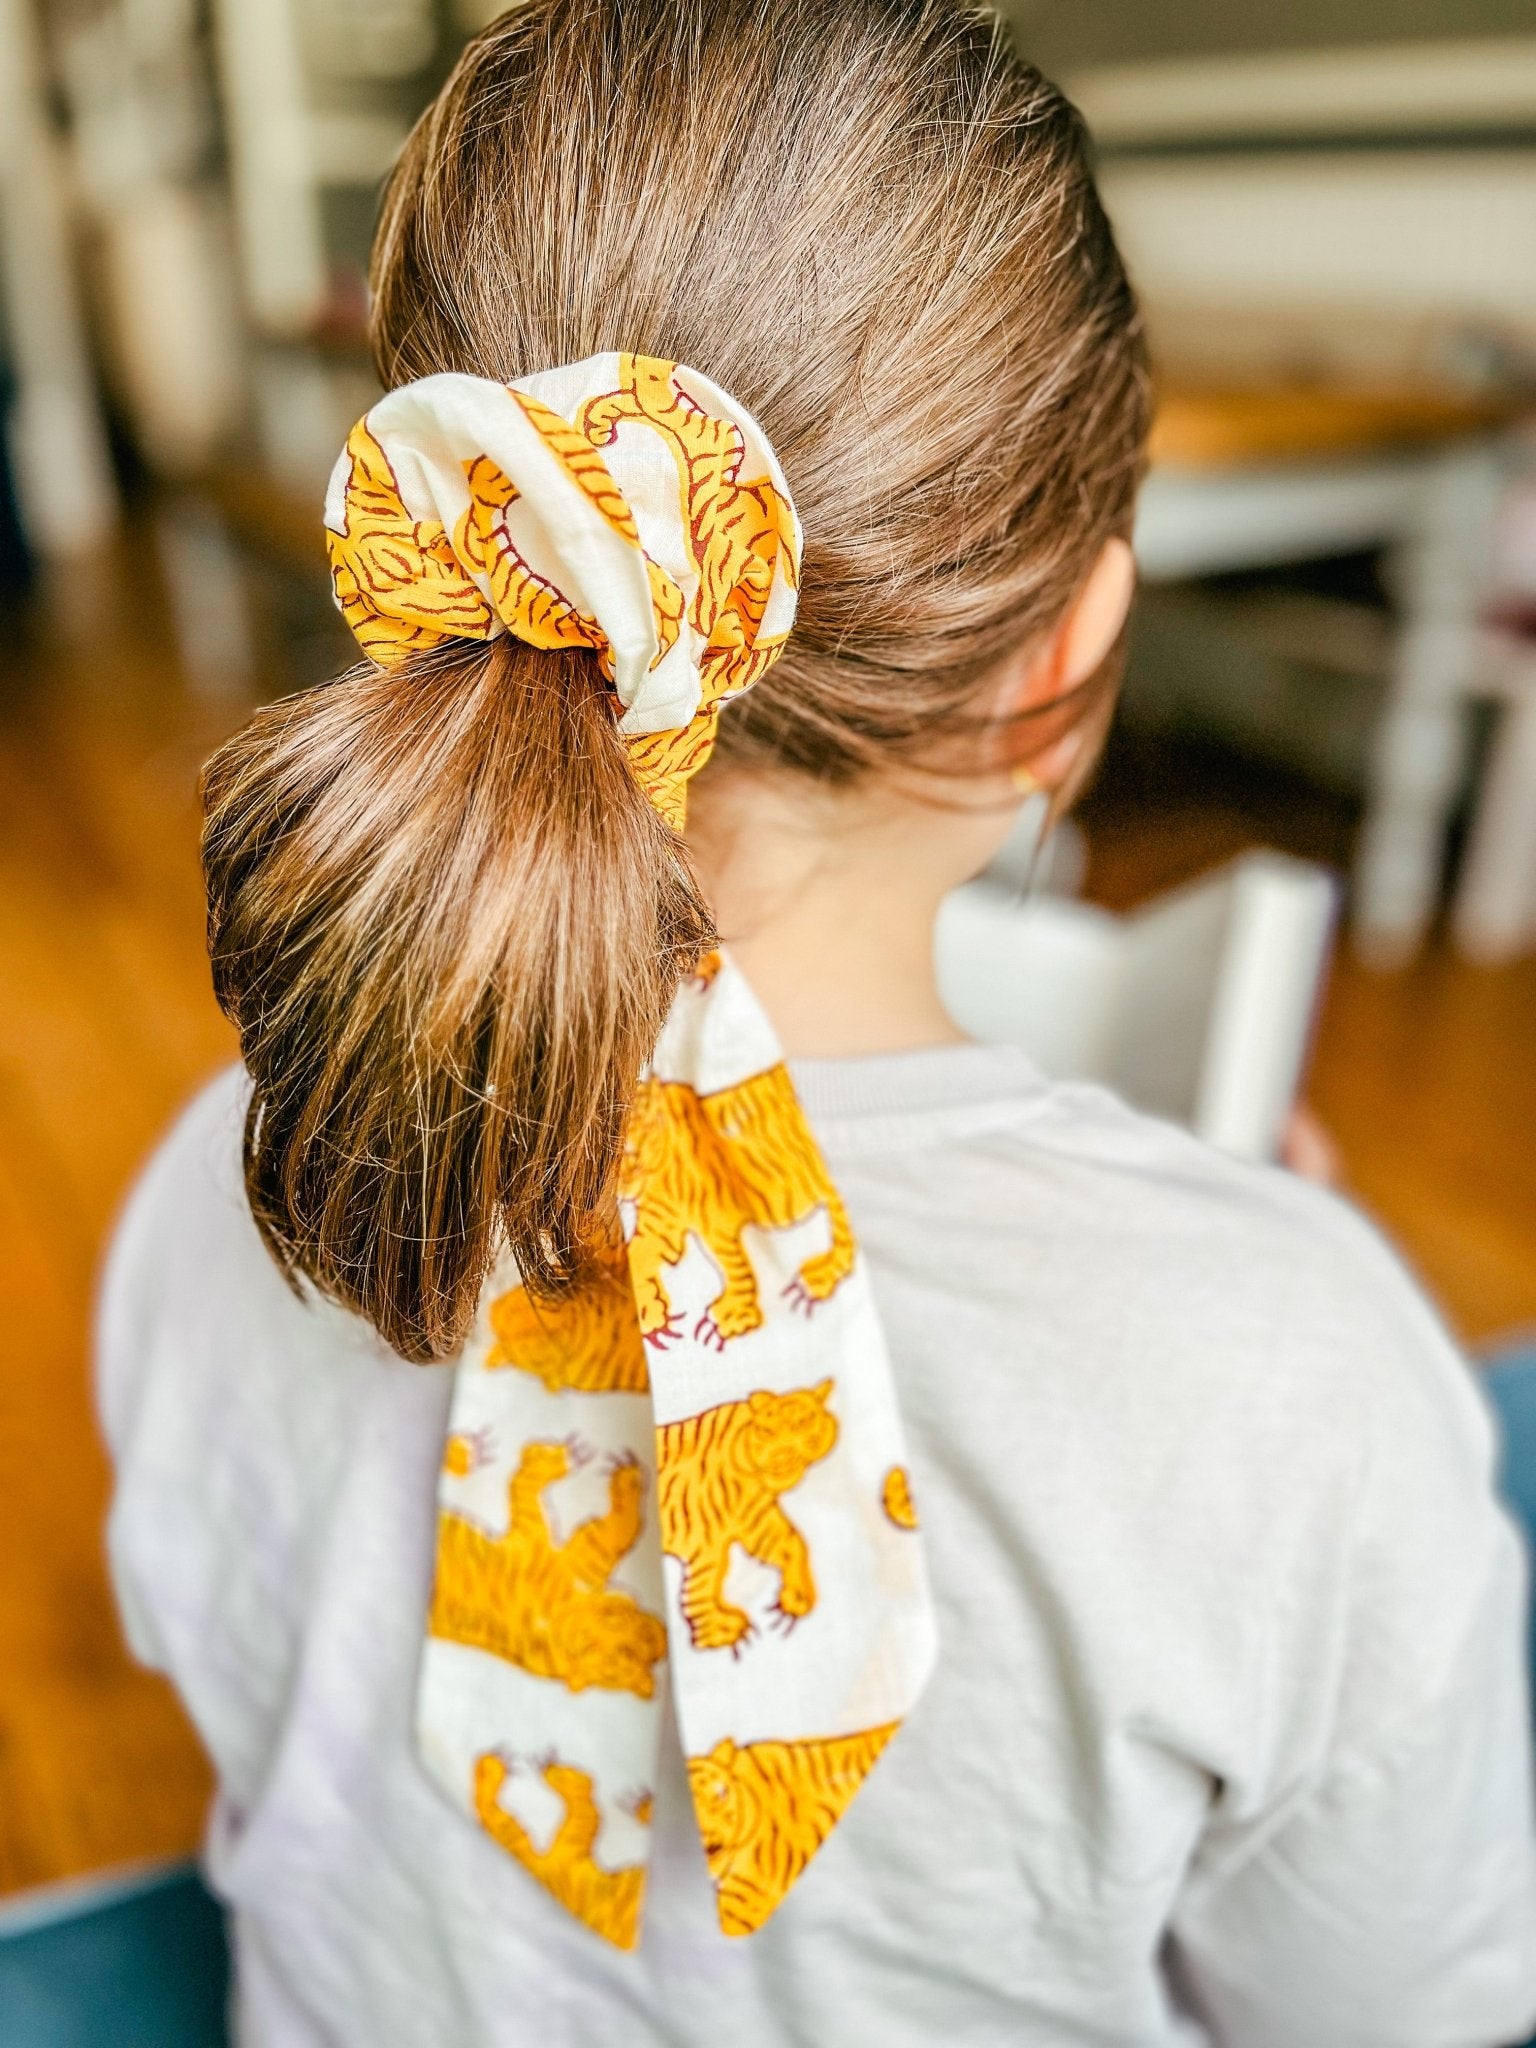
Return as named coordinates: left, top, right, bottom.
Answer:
left=1, top=551, right=1533, bottom=1895
left=1, top=566, right=232, bottom=1892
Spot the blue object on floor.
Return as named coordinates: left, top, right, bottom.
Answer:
left=1486, top=1346, right=1536, bottom=1548
left=1482, top=1343, right=1536, bottom=2048
left=1485, top=1342, right=1536, bottom=1696
left=0, top=1861, right=229, bottom=2048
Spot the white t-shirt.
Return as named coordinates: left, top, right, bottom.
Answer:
left=98, top=1049, right=1536, bottom=2048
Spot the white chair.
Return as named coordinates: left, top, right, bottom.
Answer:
left=0, top=0, right=117, bottom=557
left=936, top=852, right=1339, bottom=1163
left=1135, top=438, right=1512, bottom=968
left=1077, top=38, right=1536, bottom=964
left=1455, top=631, right=1536, bottom=960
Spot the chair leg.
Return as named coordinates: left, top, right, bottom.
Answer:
left=154, top=496, right=257, bottom=702
left=1353, top=444, right=1505, bottom=966
left=1454, top=671, right=1536, bottom=963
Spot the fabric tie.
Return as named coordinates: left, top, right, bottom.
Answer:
left=325, top=353, right=938, bottom=1948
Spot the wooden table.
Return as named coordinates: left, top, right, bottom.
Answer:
left=1137, top=383, right=1530, bottom=962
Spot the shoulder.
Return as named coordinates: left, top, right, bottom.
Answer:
left=1036, top=1078, right=1471, bottom=1386
left=844, top=1064, right=1501, bottom=1594
left=96, top=1065, right=384, bottom=1468
left=994, top=1083, right=1508, bottom=1671
left=955, top=1083, right=1514, bottom=1752
left=106, top=1061, right=253, bottom=1274
left=1022, top=1077, right=1492, bottom=1467
left=100, top=1064, right=272, bottom=1390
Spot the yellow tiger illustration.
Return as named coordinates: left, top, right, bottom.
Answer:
left=430, top=1440, right=667, bottom=1697
left=579, top=354, right=798, bottom=706
left=657, top=1381, right=837, bottom=1652
left=442, top=1428, right=494, bottom=1478
left=624, top=707, right=726, bottom=832
left=511, top=388, right=643, bottom=545
left=484, top=1254, right=650, bottom=1395
left=326, top=422, right=494, bottom=665
left=623, top=1064, right=856, bottom=1348
left=881, top=1465, right=920, bottom=1530
left=332, top=359, right=792, bottom=831
left=474, top=1752, right=648, bottom=1950
left=578, top=355, right=797, bottom=826
left=453, top=452, right=607, bottom=657
left=687, top=1724, right=899, bottom=1935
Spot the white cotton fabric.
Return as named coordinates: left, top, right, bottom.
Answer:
left=98, top=1046, right=1536, bottom=2048
left=420, top=956, right=936, bottom=1934
left=322, top=357, right=800, bottom=734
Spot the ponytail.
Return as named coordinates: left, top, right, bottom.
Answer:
left=202, top=637, right=711, bottom=1362
left=202, top=0, right=1148, bottom=1366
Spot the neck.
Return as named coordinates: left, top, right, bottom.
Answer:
left=684, top=769, right=973, bottom=1060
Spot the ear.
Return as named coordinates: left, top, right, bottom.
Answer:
left=712, top=1737, right=737, bottom=1766
left=1005, top=537, right=1136, bottom=791
left=1047, top=538, right=1136, bottom=697
left=812, top=1377, right=834, bottom=1404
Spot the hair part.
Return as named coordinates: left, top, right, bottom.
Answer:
left=203, top=0, right=1150, bottom=1361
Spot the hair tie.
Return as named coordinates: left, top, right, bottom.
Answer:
left=326, top=357, right=936, bottom=1948
left=325, top=351, right=801, bottom=828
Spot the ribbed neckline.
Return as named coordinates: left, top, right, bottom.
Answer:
left=787, top=1040, right=1049, bottom=1125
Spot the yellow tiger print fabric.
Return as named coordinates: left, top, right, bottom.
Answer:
left=485, top=1250, right=650, bottom=1395
left=441, top=1428, right=491, bottom=1478
left=474, top=1753, right=648, bottom=1951
left=657, top=1383, right=837, bottom=1651
left=324, top=352, right=799, bottom=831
left=623, top=1067, right=857, bottom=1346
left=326, top=423, right=494, bottom=660
left=688, top=1725, right=900, bottom=1936
left=331, top=356, right=935, bottom=1951
left=429, top=1441, right=667, bottom=1700
left=882, top=1465, right=921, bottom=1530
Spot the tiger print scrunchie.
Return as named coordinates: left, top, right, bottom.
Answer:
left=326, top=353, right=937, bottom=1948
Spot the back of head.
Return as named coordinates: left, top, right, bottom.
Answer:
left=203, top=0, right=1149, bottom=1362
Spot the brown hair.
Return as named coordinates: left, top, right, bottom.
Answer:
left=203, top=0, right=1150, bottom=1362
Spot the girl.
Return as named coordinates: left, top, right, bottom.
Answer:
left=99, top=2, right=1536, bottom=2043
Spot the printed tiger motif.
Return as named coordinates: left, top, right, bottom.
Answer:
left=484, top=1254, right=649, bottom=1395
left=625, top=707, right=726, bottom=832
left=453, top=451, right=611, bottom=661
left=687, top=1724, right=899, bottom=1936
left=509, top=389, right=643, bottom=545
left=881, top=1465, right=919, bottom=1530
left=430, top=1441, right=666, bottom=1697
left=576, top=355, right=797, bottom=831
left=330, top=357, right=794, bottom=830
left=623, top=1064, right=856, bottom=1348
left=579, top=354, right=798, bottom=707
left=326, top=423, right=494, bottom=665
left=442, top=1427, right=494, bottom=1478
left=474, top=1752, right=648, bottom=1950
left=657, top=1381, right=837, bottom=1652
left=455, top=439, right=685, bottom=685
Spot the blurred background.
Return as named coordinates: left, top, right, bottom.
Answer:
left=1, top=0, right=1534, bottom=2015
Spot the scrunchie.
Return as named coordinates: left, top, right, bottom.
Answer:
left=326, top=354, right=936, bottom=1948
left=325, top=351, right=800, bottom=829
